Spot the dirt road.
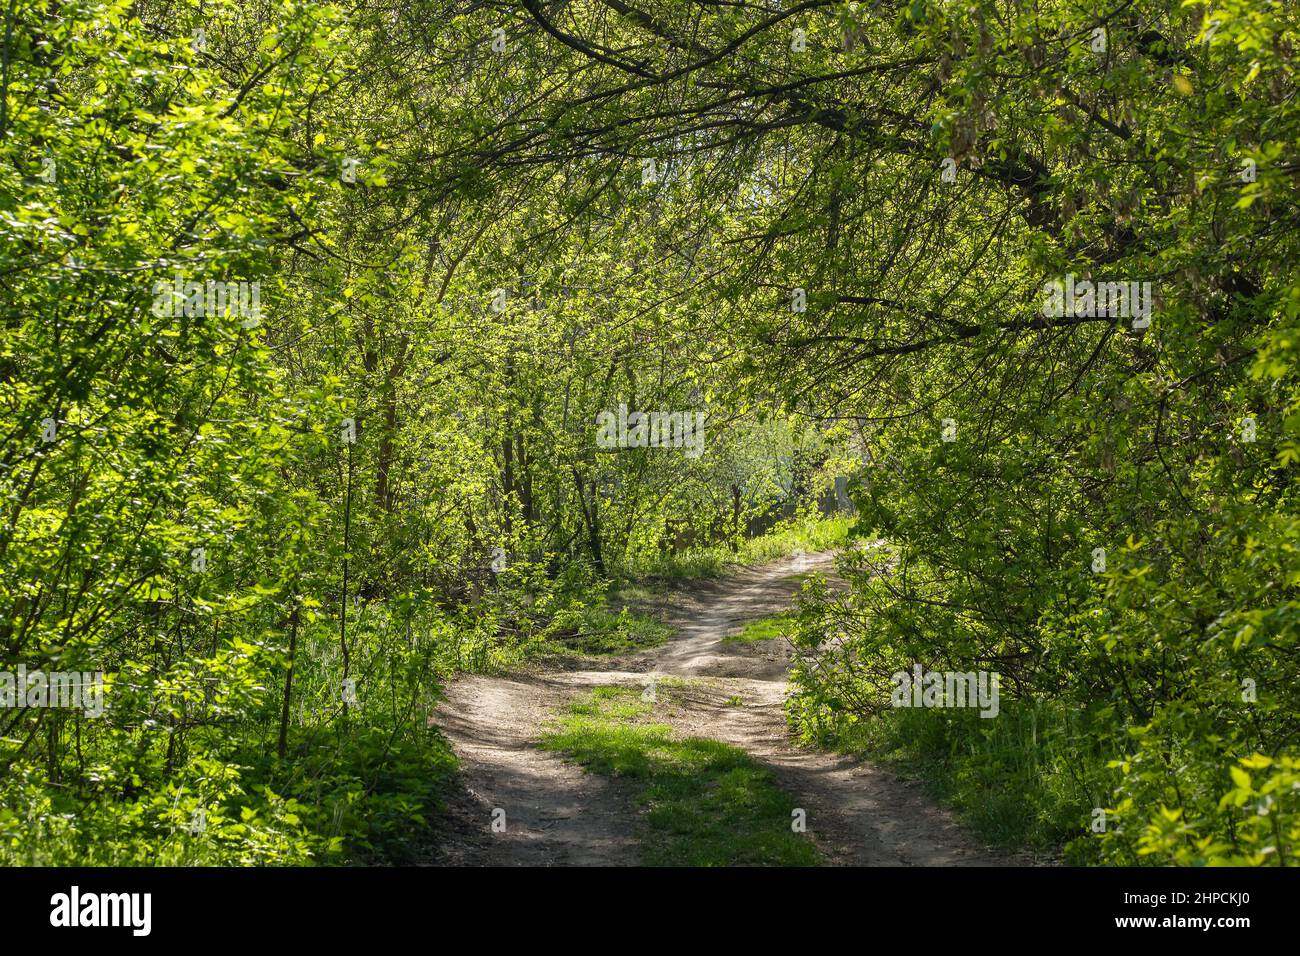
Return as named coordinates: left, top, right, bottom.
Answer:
left=429, top=552, right=1022, bottom=866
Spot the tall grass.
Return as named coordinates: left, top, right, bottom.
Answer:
left=789, top=694, right=1101, bottom=856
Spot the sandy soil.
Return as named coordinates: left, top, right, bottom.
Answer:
left=426, top=552, right=1035, bottom=866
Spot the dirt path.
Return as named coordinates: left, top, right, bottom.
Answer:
left=428, top=552, right=1025, bottom=866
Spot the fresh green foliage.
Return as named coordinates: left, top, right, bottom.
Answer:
left=3, top=0, right=1297, bottom=868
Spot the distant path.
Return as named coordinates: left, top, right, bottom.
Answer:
left=428, top=552, right=1026, bottom=866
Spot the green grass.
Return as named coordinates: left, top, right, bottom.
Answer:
left=611, top=581, right=670, bottom=603
left=542, top=686, right=818, bottom=866
left=538, top=601, right=673, bottom=657
left=724, top=611, right=796, bottom=643
left=616, top=514, right=854, bottom=582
